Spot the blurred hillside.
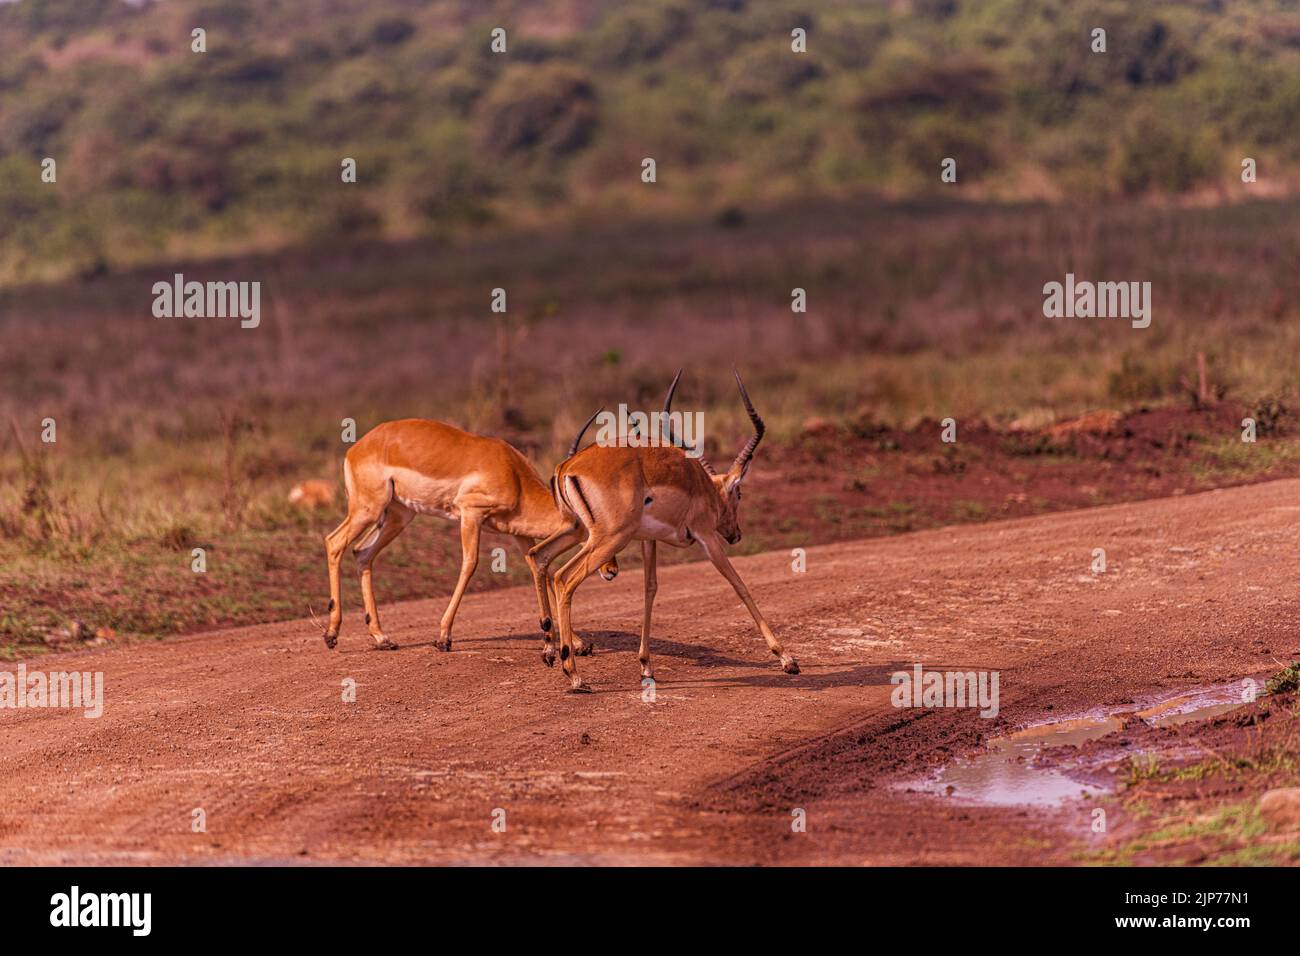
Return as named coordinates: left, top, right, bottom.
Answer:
left=3, top=0, right=1300, bottom=283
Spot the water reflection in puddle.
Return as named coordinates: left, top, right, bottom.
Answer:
left=907, top=681, right=1252, bottom=807
left=1138, top=682, right=1247, bottom=728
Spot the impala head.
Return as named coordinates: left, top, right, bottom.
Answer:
left=665, top=367, right=764, bottom=546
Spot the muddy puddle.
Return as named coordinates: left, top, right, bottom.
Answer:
left=906, top=680, right=1252, bottom=807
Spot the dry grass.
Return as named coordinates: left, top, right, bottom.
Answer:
left=4, top=196, right=1300, bottom=648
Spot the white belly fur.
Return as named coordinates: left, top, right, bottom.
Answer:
left=389, top=467, right=466, bottom=522
left=638, top=506, right=693, bottom=546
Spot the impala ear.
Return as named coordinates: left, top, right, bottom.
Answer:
left=724, top=464, right=748, bottom=493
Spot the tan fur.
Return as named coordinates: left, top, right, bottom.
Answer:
left=322, top=419, right=611, bottom=654
left=533, top=372, right=798, bottom=692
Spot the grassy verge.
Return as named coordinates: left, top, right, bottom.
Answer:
left=7, top=198, right=1300, bottom=653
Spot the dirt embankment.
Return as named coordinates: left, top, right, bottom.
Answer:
left=755, top=400, right=1294, bottom=547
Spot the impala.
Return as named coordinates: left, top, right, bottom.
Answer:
left=322, top=418, right=614, bottom=653
left=534, top=369, right=799, bottom=692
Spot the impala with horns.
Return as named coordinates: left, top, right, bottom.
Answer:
left=533, top=369, right=799, bottom=692
left=323, top=418, right=614, bottom=652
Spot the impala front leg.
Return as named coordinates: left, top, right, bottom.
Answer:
left=698, top=532, right=799, bottom=674
left=518, top=532, right=557, bottom=658
left=437, top=510, right=486, bottom=651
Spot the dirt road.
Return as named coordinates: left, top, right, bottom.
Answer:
left=2, top=479, right=1298, bottom=865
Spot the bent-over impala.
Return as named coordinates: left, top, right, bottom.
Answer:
left=323, top=418, right=613, bottom=652
left=533, top=369, right=799, bottom=692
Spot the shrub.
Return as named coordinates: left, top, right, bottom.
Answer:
left=1266, top=662, right=1300, bottom=695
left=722, top=43, right=822, bottom=102
left=369, top=17, right=415, bottom=47
left=474, top=64, right=598, bottom=159
left=1108, top=352, right=1168, bottom=403
left=1250, top=394, right=1288, bottom=436
left=587, top=5, right=691, bottom=68
left=858, top=54, right=1004, bottom=115
left=1110, top=108, right=1218, bottom=195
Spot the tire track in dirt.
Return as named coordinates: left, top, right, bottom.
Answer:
left=1, top=480, right=1298, bottom=864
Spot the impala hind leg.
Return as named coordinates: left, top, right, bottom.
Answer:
left=546, top=577, right=566, bottom=662
left=576, top=555, right=617, bottom=656
left=527, top=530, right=619, bottom=666
left=436, top=509, right=487, bottom=651
left=355, top=503, right=414, bottom=650
left=571, top=555, right=620, bottom=657
left=698, top=532, right=799, bottom=674
left=638, top=540, right=658, bottom=680
left=324, top=518, right=349, bottom=648
left=553, top=533, right=627, bottom=692
left=524, top=526, right=582, bottom=665
left=323, top=496, right=388, bottom=649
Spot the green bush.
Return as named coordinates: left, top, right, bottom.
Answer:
left=722, top=42, right=822, bottom=102
left=1110, top=107, right=1218, bottom=195
left=474, top=64, right=598, bottom=159
left=369, top=17, right=415, bottom=47
left=1108, top=352, right=1168, bottom=403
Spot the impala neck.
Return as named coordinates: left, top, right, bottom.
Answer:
left=519, top=472, right=571, bottom=539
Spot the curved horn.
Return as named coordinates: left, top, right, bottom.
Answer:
left=664, top=368, right=717, bottom=473
left=729, top=366, right=764, bottom=474
left=661, top=368, right=683, bottom=446
left=568, top=407, right=603, bottom=458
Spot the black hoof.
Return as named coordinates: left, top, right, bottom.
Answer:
left=434, top=639, right=452, bottom=652
left=323, top=632, right=338, bottom=650
left=373, top=638, right=398, bottom=651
